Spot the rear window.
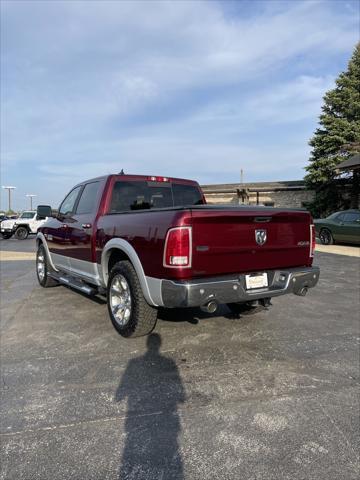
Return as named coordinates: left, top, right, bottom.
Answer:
left=109, top=181, right=203, bottom=213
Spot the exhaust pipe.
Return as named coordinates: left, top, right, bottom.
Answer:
left=297, top=286, right=308, bottom=297
left=200, top=300, right=218, bottom=314
left=259, top=297, right=272, bottom=308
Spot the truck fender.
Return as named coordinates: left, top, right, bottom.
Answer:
left=36, top=233, right=59, bottom=272
left=101, top=238, right=160, bottom=307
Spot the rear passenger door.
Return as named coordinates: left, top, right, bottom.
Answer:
left=65, top=181, right=103, bottom=282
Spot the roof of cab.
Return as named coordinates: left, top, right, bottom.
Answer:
left=73, top=173, right=199, bottom=188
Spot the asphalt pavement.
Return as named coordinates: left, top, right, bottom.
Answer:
left=0, top=237, right=359, bottom=480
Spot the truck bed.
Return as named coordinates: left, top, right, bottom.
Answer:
left=96, top=204, right=312, bottom=280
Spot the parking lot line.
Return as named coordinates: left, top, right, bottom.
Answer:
left=0, top=251, right=36, bottom=261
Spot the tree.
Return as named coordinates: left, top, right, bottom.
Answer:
left=305, top=43, right=360, bottom=217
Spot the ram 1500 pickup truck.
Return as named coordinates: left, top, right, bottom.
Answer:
left=36, top=173, right=319, bottom=338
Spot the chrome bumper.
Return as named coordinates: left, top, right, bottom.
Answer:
left=161, top=266, right=320, bottom=308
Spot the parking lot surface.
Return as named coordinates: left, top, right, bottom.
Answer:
left=1, top=238, right=359, bottom=480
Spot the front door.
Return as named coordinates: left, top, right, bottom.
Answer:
left=45, top=185, right=82, bottom=271
left=64, top=181, right=103, bottom=283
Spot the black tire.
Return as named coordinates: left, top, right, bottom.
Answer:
left=15, top=226, right=29, bottom=240
left=227, top=301, right=264, bottom=316
left=107, top=260, right=158, bottom=338
left=319, top=228, right=334, bottom=245
left=1, top=233, right=13, bottom=239
left=36, top=244, right=58, bottom=287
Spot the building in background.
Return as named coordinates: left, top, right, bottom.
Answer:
left=201, top=180, right=315, bottom=208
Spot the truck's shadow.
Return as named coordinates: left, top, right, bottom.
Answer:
left=115, top=333, right=185, bottom=480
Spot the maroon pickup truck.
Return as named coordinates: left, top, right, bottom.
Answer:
left=36, top=173, right=319, bottom=338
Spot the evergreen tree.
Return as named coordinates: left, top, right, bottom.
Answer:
left=305, top=43, right=360, bottom=217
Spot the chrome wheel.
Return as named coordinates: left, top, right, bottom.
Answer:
left=37, top=251, right=45, bottom=281
left=110, top=274, right=132, bottom=326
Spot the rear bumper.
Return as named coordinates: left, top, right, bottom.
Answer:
left=161, top=266, right=320, bottom=308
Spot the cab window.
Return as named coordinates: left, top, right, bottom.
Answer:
left=59, top=186, right=82, bottom=216
left=75, top=182, right=100, bottom=215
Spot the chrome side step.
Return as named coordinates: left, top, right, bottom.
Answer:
left=49, top=272, right=98, bottom=296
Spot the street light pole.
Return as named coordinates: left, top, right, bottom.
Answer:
left=26, top=194, right=37, bottom=210
left=2, top=186, right=16, bottom=213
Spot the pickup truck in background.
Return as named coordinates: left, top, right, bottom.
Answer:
left=36, top=173, right=319, bottom=338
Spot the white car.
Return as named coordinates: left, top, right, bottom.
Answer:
left=1, top=211, right=48, bottom=240
left=0, top=216, right=19, bottom=238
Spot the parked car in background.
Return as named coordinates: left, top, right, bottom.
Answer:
left=314, top=209, right=360, bottom=245
left=1, top=216, right=18, bottom=238
left=13, top=211, right=49, bottom=239
left=1, top=211, right=48, bottom=239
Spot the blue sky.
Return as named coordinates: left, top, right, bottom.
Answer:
left=1, top=0, right=359, bottom=211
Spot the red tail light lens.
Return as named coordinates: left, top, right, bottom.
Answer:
left=163, top=227, right=192, bottom=268
left=148, top=176, right=169, bottom=182
left=310, top=224, right=316, bottom=257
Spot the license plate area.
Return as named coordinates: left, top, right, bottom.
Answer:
left=245, top=272, right=268, bottom=290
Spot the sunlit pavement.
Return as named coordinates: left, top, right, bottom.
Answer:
left=1, top=238, right=359, bottom=480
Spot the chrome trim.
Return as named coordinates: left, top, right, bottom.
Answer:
left=161, top=266, right=320, bottom=308
left=70, top=257, right=102, bottom=286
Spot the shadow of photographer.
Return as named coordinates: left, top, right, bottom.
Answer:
left=115, top=333, right=185, bottom=479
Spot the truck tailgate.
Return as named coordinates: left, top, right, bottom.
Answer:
left=190, top=207, right=312, bottom=277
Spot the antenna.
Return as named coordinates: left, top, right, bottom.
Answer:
left=119, top=169, right=125, bottom=175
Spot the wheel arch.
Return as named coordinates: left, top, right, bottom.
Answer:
left=101, top=238, right=160, bottom=307
left=36, top=233, right=59, bottom=271
left=15, top=223, right=31, bottom=232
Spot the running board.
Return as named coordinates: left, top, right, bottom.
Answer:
left=49, top=272, right=98, bottom=296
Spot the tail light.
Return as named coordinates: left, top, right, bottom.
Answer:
left=310, top=224, right=316, bottom=257
left=163, top=226, right=192, bottom=268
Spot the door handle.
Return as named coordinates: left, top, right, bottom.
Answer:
left=82, top=223, right=92, bottom=229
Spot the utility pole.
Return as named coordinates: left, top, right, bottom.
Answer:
left=2, top=186, right=16, bottom=213
left=26, top=194, right=37, bottom=210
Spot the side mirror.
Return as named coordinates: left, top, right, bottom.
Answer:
left=37, top=205, right=52, bottom=220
